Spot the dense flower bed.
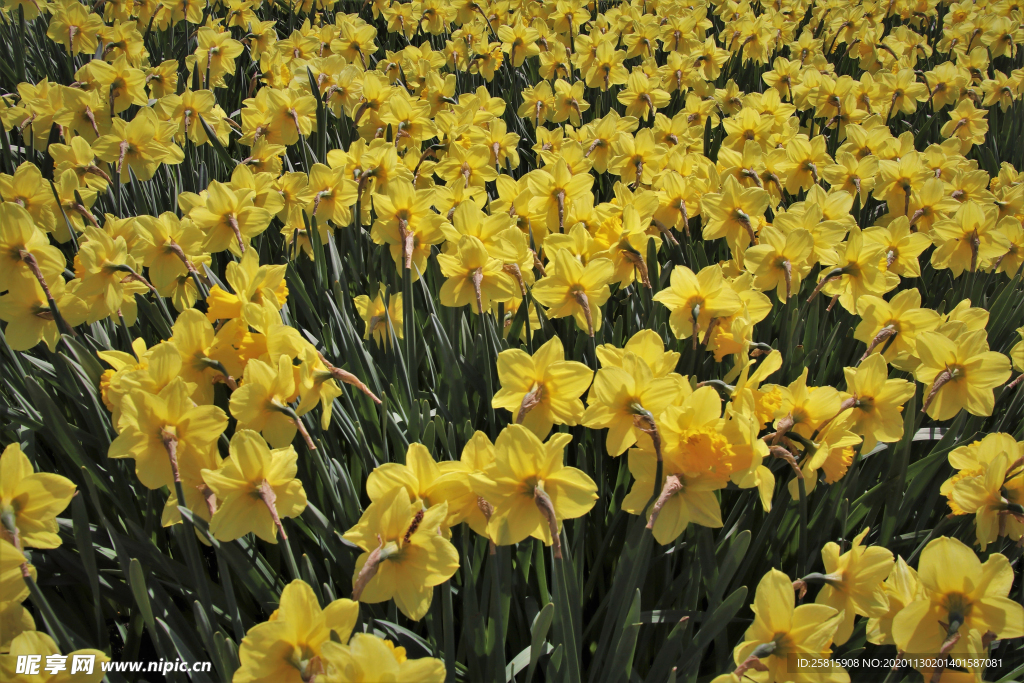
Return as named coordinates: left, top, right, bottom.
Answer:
left=1, top=0, right=1023, bottom=679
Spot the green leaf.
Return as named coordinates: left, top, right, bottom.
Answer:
left=678, top=586, right=748, bottom=672
left=710, top=529, right=750, bottom=606
left=525, top=602, right=554, bottom=683
left=198, top=114, right=235, bottom=170
left=129, top=558, right=156, bottom=632
left=605, top=589, right=642, bottom=683
left=71, top=494, right=104, bottom=645
left=60, top=334, right=105, bottom=387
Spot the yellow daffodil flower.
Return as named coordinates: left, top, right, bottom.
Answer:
left=854, top=289, right=940, bottom=370
left=191, top=180, right=274, bottom=256
left=109, top=376, right=227, bottom=490
left=320, top=632, right=445, bottom=682
left=531, top=249, right=614, bottom=337
left=470, top=425, right=597, bottom=551
left=930, top=200, right=1012, bottom=276
left=353, top=285, right=403, bottom=346
left=343, top=486, right=458, bottom=620
left=365, top=443, right=473, bottom=529
left=653, top=264, right=742, bottom=343
left=437, top=235, right=516, bottom=314
left=235, top=579, right=357, bottom=683
left=621, top=446, right=725, bottom=544
left=840, top=354, right=915, bottom=453
left=205, top=248, right=288, bottom=330
left=914, top=329, right=1011, bottom=421
left=202, top=430, right=307, bottom=543
left=866, top=557, right=922, bottom=646
left=892, top=537, right=1024, bottom=658
left=744, top=226, right=815, bottom=301
left=702, top=176, right=770, bottom=253
left=370, top=179, right=446, bottom=279
left=0, top=444, right=76, bottom=550
left=811, top=528, right=894, bottom=646
left=491, top=336, right=593, bottom=438
left=596, top=330, right=679, bottom=378
left=582, top=352, right=685, bottom=456
left=230, top=355, right=302, bottom=449
left=732, top=568, right=848, bottom=683
left=950, top=450, right=1023, bottom=550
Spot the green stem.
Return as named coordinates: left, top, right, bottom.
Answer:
left=797, top=476, right=809, bottom=583
left=173, top=479, right=215, bottom=620
left=15, top=6, right=26, bottom=83
left=489, top=546, right=506, bottom=680
left=403, top=262, right=416, bottom=396
left=553, top=550, right=582, bottom=683
left=523, top=288, right=535, bottom=354
left=215, top=546, right=246, bottom=643
left=23, top=573, right=78, bottom=651
left=278, top=521, right=301, bottom=582
left=535, top=538, right=550, bottom=606
left=442, top=579, right=455, bottom=682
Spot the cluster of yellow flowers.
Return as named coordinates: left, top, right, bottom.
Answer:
left=941, top=432, right=1024, bottom=550
left=94, top=289, right=371, bottom=538
left=231, top=579, right=445, bottom=683
left=714, top=535, right=1024, bottom=683
left=2, top=0, right=1024, bottom=676
left=342, top=425, right=596, bottom=622
left=0, top=443, right=109, bottom=674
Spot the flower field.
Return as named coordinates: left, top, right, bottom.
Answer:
left=1, top=0, right=1024, bottom=679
